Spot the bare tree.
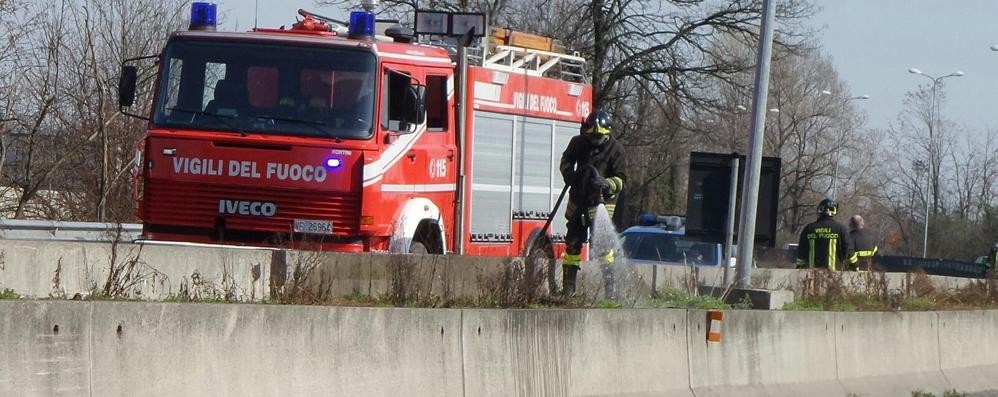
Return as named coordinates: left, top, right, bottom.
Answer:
left=874, top=81, right=992, bottom=259
left=688, top=43, right=868, bottom=239
left=0, top=0, right=186, bottom=220
left=0, top=0, right=34, bottom=180
left=60, top=0, right=187, bottom=221
left=2, top=0, right=72, bottom=219
left=893, top=83, right=956, bottom=214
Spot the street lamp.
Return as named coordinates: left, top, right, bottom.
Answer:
left=907, top=67, right=963, bottom=257
left=817, top=91, right=870, bottom=198
left=913, top=160, right=930, bottom=258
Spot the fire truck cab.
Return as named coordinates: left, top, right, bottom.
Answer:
left=120, top=3, right=592, bottom=258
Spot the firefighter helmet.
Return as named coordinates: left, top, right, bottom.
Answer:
left=818, top=198, right=838, bottom=217
left=582, top=109, right=612, bottom=145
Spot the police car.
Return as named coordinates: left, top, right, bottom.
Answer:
left=619, top=214, right=725, bottom=267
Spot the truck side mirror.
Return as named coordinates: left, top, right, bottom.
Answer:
left=402, top=85, right=426, bottom=128
left=119, top=65, right=138, bottom=108
left=406, top=85, right=426, bottom=125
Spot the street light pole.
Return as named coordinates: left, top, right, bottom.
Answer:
left=816, top=91, right=869, bottom=198
left=923, top=171, right=930, bottom=258
left=826, top=94, right=870, bottom=198
left=913, top=160, right=929, bottom=258
left=907, top=68, right=963, bottom=258
left=734, top=0, right=777, bottom=289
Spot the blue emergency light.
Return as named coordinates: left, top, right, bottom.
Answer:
left=348, top=10, right=375, bottom=39
left=638, top=213, right=658, bottom=226
left=189, top=2, right=217, bottom=31
left=637, top=213, right=685, bottom=231
left=325, top=158, right=343, bottom=169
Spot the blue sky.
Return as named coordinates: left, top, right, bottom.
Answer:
left=214, top=0, right=998, bottom=133
left=810, top=1, right=998, bottom=132
left=215, top=0, right=341, bottom=32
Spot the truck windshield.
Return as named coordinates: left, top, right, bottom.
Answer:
left=153, top=39, right=377, bottom=140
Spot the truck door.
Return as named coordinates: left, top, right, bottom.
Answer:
left=418, top=72, right=458, bottom=244
left=379, top=66, right=427, bottom=190
left=378, top=65, right=458, bottom=251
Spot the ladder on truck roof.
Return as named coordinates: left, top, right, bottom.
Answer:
left=469, top=45, right=588, bottom=83
left=417, top=26, right=588, bottom=83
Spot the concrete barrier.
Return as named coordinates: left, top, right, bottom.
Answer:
left=86, top=303, right=464, bottom=396
left=0, top=240, right=982, bottom=306
left=835, top=311, right=949, bottom=396
left=461, top=309, right=693, bottom=397
left=0, top=301, right=92, bottom=397
left=0, top=240, right=271, bottom=300
left=938, top=310, right=998, bottom=392
left=5, top=301, right=998, bottom=396
left=687, top=310, right=843, bottom=397
left=291, top=251, right=510, bottom=301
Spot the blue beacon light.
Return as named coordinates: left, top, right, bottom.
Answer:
left=638, top=213, right=657, bottom=226
left=325, top=158, right=343, bottom=168
left=189, top=2, right=217, bottom=31
left=348, top=11, right=376, bottom=39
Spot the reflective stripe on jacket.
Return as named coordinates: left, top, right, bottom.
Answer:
left=796, top=216, right=854, bottom=271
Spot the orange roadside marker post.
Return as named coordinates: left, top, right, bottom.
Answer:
left=707, top=310, right=724, bottom=343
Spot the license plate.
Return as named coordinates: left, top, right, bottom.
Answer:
left=293, top=219, right=333, bottom=235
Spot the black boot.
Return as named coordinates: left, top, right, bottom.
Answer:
left=562, top=266, right=579, bottom=296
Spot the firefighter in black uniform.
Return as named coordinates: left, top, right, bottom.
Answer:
left=848, top=215, right=878, bottom=271
left=559, top=109, right=626, bottom=296
left=795, top=198, right=856, bottom=271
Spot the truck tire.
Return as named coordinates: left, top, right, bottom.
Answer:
left=523, top=228, right=556, bottom=295
left=409, top=241, right=429, bottom=254
left=410, top=220, right=443, bottom=254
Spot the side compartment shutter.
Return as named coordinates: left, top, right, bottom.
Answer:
left=470, top=113, right=514, bottom=239
left=514, top=118, right=554, bottom=215
left=552, top=122, right=579, bottom=239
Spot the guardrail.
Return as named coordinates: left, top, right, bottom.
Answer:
left=0, top=219, right=141, bottom=242
left=876, top=255, right=988, bottom=279
left=764, top=246, right=990, bottom=278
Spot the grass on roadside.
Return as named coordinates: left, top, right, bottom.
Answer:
left=644, top=288, right=729, bottom=310
left=783, top=268, right=998, bottom=311
left=0, top=288, right=20, bottom=300
left=911, top=390, right=969, bottom=397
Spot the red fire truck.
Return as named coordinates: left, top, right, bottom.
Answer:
left=119, top=4, right=592, bottom=259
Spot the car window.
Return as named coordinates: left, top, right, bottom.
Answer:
left=621, top=232, right=719, bottom=265
left=621, top=233, right=680, bottom=261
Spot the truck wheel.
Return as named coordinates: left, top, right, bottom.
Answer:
left=524, top=228, right=555, bottom=295
left=410, top=220, right=443, bottom=254
left=409, top=241, right=429, bottom=254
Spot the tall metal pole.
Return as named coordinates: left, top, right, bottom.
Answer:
left=923, top=81, right=936, bottom=259
left=922, top=78, right=940, bottom=258
left=734, top=0, right=777, bottom=288
left=723, top=156, right=739, bottom=287
left=928, top=80, right=937, bottom=215
left=909, top=69, right=962, bottom=256
left=829, top=96, right=870, bottom=198
left=830, top=148, right=839, bottom=199
left=453, top=44, right=470, bottom=254
left=923, top=175, right=929, bottom=258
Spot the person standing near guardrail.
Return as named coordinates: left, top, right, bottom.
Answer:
left=848, top=215, right=878, bottom=271
left=795, top=199, right=856, bottom=271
